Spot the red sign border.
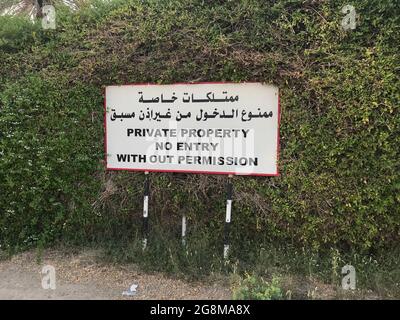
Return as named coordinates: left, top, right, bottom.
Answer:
left=103, top=82, right=280, bottom=176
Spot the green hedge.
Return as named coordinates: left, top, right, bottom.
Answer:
left=0, top=0, right=399, bottom=253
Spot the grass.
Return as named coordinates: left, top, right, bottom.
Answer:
left=2, top=223, right=399, bottom=299
left=90, top=223, right=400, bottom=299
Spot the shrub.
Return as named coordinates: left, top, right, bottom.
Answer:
left=0, top=0, right=399, bottom=255
left=233, top=274, right=283, bottom=300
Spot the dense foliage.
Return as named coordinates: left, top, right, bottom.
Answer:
left=0, top=0, right=399, bottom=257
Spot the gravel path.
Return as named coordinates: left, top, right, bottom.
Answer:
left=0, top=249, right=231, bottom=300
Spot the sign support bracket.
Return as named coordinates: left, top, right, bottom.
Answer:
left=224, top=174, right=233, bottom=260
left=182, top=214, right=187, bottom=246
left=142, top=171, right=149, bottom=250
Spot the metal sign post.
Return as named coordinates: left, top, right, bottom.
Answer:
left=182, top=214, right=187, bottom=246
left=142, top=171, right=149, bottom=250
left=223, top=174, right=233, bottom=260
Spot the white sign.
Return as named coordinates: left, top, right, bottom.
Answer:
left=105, top=82, right=279, bottom=176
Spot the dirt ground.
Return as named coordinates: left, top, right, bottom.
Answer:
left=0, top=249, right=231, bottom=300
left=0, top=249, right=383, bottom=300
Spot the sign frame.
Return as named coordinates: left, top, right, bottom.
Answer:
left=104, top=82, right=281, bottom=176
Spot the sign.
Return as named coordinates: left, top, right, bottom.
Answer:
left=105, top=82, right=280, bottom=176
